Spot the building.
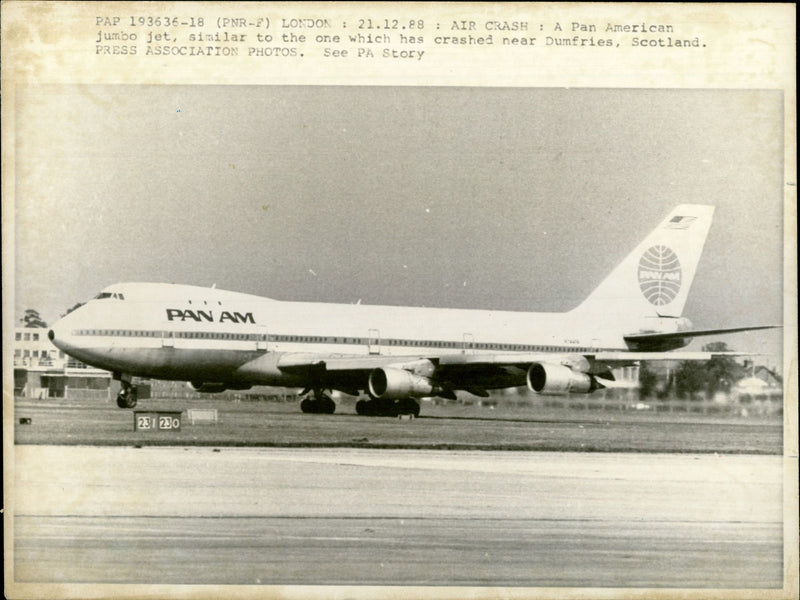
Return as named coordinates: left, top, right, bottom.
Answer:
left=754, top=365, right=782, bottom=387
left=731, top=367, right=783, bottom=415
left=13, top=327, right=64, bottom=368
left=13, top=326, right=112, bottom=400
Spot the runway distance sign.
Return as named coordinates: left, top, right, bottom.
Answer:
left=133, top=411, right=182, bottom=432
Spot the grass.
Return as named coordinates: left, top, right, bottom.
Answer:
left=12, top=395, right=782, bottom=454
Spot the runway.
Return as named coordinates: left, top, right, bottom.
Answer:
left=12, top=446, right=784, bottom=589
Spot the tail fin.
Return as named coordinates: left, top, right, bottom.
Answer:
left=571, top=204, right=715, bottom=320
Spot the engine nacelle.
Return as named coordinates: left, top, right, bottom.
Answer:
left=189, top=382, right=252, bottom=393
left=368, top=367, right=436, bottom=400
left=526, top=363, right=599, bottom=395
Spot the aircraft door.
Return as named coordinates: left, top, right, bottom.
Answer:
left=462, top=333, right=475, bottom=354
left=161, top=330, right=175, bottom=348
left=256, top=325, right=268, bottom=351
left=368, top=329, right=381, bottom=355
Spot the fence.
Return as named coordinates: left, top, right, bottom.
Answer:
left=536, top=396, right=781, bottom=416
left=64, top=387, right=111, bottom=401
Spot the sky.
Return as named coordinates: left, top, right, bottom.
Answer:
left=13, top=86, right=785, bottom=365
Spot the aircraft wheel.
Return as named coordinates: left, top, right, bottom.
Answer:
left=300, top=398, right=314, bottom=413
left=357, top=399, right=384, bottom=416
left=117, top=395, right=137, bottom=409
left=116, top=387, right=138, bottom=409
left=378, top=399, right=397, bottom=417
left=400, top=398, right=420, bottom=417
left=321, top=396, right=336, bottom=414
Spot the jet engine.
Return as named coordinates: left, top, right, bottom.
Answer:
left=526, top=363, right=600, bottom=395
left=189, top=382, right=252, bottom=393
left=368, top=367, right=436, bottom=400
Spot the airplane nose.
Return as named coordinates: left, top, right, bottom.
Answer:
left=48, top=320, right=68, bottom=350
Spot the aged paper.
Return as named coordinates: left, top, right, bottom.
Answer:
left=3, top=2, right=796, bottom=599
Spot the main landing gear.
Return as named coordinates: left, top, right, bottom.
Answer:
left=300, top=389, right=336, bottom=414
left=355, top=397, right=420, bottom=417
left=116, top=380, right=138, bottom=409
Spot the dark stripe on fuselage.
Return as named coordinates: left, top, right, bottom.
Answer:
left=70, top=329, right=597, bottom=354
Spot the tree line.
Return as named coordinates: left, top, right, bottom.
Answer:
left=639, top=342, right=747, bottom=400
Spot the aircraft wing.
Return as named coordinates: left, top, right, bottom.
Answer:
left=280, top=352, right=555, bottom=374
left=270, top=352, right=533, bottom=396
left=277, top=349, right=746, bottom=373
left=240, top=347, right=766, bottom=398
left=271, top=351, right=601, bottom=396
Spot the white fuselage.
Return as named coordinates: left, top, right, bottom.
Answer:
left=49, top=282, right=665, bottom=386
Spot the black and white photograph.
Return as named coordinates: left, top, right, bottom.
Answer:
left=3, top=3, right=796, bottom=600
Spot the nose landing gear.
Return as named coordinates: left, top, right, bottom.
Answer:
left=116, top=381, right=138, bottom=409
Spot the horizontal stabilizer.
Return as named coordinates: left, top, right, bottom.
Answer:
left=624, top=325, right=781, bottom=350
left=625, top=324, right=781, bottom=343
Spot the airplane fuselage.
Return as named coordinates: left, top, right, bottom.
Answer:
left=49, top=282, right=663, bottom=387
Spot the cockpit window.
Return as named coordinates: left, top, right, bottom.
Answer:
left=94, top=292, right=125, bottom=300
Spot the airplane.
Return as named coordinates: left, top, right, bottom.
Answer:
left=47, top=204, right=778, bottom=416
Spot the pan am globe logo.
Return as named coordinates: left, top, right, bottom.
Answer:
left=638, top=245, right=682, bottom=306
